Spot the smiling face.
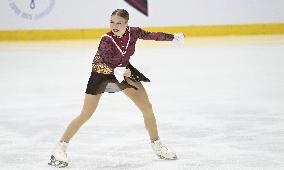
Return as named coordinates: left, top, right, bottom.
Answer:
left=110, top=14, right=128, bottom=37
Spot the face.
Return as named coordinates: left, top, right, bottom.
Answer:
left=110, top=15, right=128, bottom=37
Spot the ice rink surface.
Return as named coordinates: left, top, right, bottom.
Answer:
left=0, top=35, right=284, bottom=170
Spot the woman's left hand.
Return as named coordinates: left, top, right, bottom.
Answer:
left=173, top=33, right=185, bottom=46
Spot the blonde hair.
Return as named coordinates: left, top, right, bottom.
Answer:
left=111, top=9, right=129, bottom=21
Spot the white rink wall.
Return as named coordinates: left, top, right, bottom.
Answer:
left=0, top=0, right=284, bottom=30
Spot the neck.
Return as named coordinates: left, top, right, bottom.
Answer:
left=116, top=27, right=128, bottom=37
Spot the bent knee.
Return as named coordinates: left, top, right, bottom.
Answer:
left=77, top=110, right=94, bottom=122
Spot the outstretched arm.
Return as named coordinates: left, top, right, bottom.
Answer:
left=135, top=27, right=174, bottom=41
left=134, top=27, right=185, bottom=44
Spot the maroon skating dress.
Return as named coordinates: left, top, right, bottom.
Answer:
left=85, top=27, right=174, bottom=95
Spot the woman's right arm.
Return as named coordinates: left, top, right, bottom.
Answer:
left=92, top=36, right=114, bottom=74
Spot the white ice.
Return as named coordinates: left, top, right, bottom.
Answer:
left=0, top=36, right=284, bottom=170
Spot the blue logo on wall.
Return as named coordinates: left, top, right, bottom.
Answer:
left=8, top=0, right=55, bottom=20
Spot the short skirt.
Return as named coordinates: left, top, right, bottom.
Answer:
left=85, top=63, right=150, bottom=95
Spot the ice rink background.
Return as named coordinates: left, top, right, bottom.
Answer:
left=0, top=36, right=284, bottom=170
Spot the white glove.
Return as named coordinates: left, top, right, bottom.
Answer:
left=173, top=33, right=185, bottom=46
left=114, top=66, right=126, bottom=82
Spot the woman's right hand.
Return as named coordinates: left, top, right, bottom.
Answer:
left=123, top=68, right=131, bottom=77
left=114, top=67, right=131, bottom=82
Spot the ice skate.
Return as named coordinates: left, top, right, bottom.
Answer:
left=151, top=139, right=177, bottom=160
left=48, top=141, right=69, bottom=168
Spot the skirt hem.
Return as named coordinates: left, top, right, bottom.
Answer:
left=85, top=63, right=150, bottom=95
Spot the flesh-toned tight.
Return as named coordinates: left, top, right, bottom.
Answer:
left=60, top=78, right=159, bottom=143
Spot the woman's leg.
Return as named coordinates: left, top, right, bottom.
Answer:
left=60, top=93, right=102, bottom=143
left=123, top=78, right=159, bottom=142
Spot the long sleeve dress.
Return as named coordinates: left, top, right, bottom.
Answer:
left=85, top=27, right=174, bottom=95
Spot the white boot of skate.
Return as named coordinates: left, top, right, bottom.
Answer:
left=151, top=139, right=177, bottom=160
left=48, top=141, right=69, bottom=168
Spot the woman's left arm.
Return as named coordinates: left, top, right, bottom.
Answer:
left=135, top=27, right=175, bottom=41
left=134, top=27, right=185, bottom=44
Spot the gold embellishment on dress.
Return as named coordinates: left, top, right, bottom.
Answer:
left=93, top=53, right=101, bottom=62
left=92, top=53, right=113, bottom=74
left=92, top=64, right=113, bottom=74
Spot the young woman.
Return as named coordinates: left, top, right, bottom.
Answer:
left=48, top=9, right=184, bottom=168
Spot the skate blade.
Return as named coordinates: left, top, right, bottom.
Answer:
left=157, top=154, right=178, bottom=160
left=48, top=155, right=68, bottom=168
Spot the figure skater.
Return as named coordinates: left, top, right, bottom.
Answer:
left=48, top=9, right=184, bottom=168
